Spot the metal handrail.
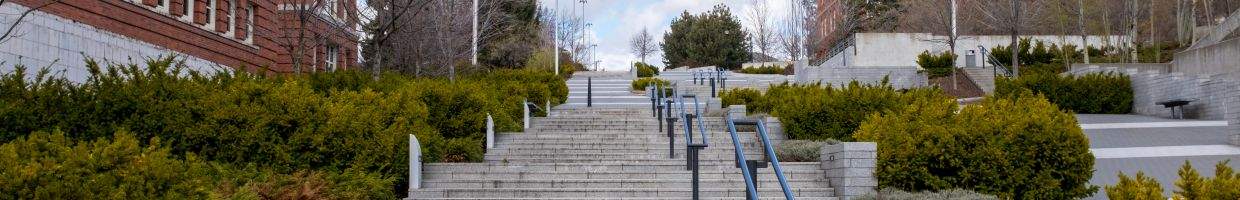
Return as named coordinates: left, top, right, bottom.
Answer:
left=756, top=117, right=795, bottom=200
left=725, top=113, right=796, bottom=200
left=978, top=45, right=1012, bottom=77
left=725, top=113, right=760, bottom=200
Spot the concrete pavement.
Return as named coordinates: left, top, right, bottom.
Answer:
left=1079, top=114, right=1240, bottom=199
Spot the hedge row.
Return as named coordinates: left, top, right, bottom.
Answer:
left=0, top=56, right=567, bottom=198
left=0, top=130, right=393, bottom=199
left=738, top=65, right=786, bottom=74
left=854, top=92, right=1097, bottom=199
left=995, top=71, right=1132, bottom=114
left=743, top=81, right=950, bottom=141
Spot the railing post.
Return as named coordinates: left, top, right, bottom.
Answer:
left=587, top=77, right=593, bottom=107
left=486, top=113, right=494, bottom=149
left=688, top=143, right=707, bottom=200
left=408, top=134, right=422, bottom=192
left=709, top=77, right=716, bottom=97
left=684, top=113, right=695, bottom=170
left=522, top=99, right=529, bottom=132
left=650, top=87, right=657, bottom=117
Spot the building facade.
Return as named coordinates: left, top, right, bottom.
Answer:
left=0, top=0, right=356, bottom=81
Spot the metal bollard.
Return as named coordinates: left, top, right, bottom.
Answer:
left=709, top=77, right=716, bottom=97
left=587, top=77, right=593, bottom=107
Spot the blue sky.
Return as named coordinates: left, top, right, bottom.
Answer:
left=540, top=0, right=794, bottom=71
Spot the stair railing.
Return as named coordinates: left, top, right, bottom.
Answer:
left=978, top=45, right=1012, bottom=77
left=725, top=113, right=796, bottom=200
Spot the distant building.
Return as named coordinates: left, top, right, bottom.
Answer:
left=0, top=0, right=358, bottom=81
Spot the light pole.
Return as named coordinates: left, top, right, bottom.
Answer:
left=553, top=0, right=560, bottom=75
left=468, top=0, right=478, bottom=82
left=591, top=44, right=598, bottom=71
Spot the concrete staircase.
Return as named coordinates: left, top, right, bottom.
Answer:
left=962, top=67, right=998, bottom=94
left=409, top=107, right=838, bottom=199
left=566, top=72, right=647, bottom=108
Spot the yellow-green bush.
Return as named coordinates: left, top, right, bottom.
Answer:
left=915, top=51, right=955, bottom=78
left=1172, top=160, right=1239, bottom=200
left=738, top=65, right=786, bottom=74
left=1106, top=171, right=1164, bottom=200
left=631, top=77, right=670, bottom=91
left=0, top=56, right=566, bottom=197
left=0, top=131, right=394, bottom=199
left=635, top=62, right=659, bottom=77
left=854, top=92, right=1097, bottom=199
left=995, top=71, right=1132, bottom=114
left=720, top=88, right=762, bottom=108
left=749, top=81, right=950, bottom=141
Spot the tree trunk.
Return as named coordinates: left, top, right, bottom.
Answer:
left=1012, top=0, right=1021, bottom=77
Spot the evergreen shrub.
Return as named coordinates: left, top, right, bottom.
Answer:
left=854, top=92, right=1098, bottom=199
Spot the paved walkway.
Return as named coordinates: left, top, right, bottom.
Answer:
left=1080, top=114, right=1240, bottom=199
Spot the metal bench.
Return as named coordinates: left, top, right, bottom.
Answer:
left=1156, top=98, right=1196, bottom=119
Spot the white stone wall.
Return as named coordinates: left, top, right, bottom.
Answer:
left=820, top=142, right=877, bottom=200
left=796, top=65, right=927, bottom=89
left=0, top=3, right=225, bottom=83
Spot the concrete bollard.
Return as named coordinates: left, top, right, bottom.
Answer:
left=486, top=113, right=494, bottom=149
left=408, top=134, right=422, bottom=191
left=522, top=99, right=530, bottom=131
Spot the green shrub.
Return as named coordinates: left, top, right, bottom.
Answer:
left=855, top=188, right=999, bottom=200
left=854, top=92, right=1098, bottom=199
left=0, top=130, right=395, bottom=200
left=631, top=77, right=671, bottom=91
left=635, top=62, right=659, bottom=77
left=1173, top=160, right=1239, bottom=200
left=916, top=51, right=956, bottom=78
left=775, top=139, right=839, bottom=162
left=0, top=56, right=567, bottom=197
left=750, top=81, right=951, bottom=141
left=739, top=64, right=786, bottom=74
left=996, top=72, right=1132, bottom=114
left=720, top=88, right=762, bottom=108
left=1106, top=171, right=1165, bottom=200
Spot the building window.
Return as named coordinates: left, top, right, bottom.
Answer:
left=226, top=0, right=236, bottom=35
left=325, top=0, right=338, bottom=19
left=325, top=45, right=340, bottom=72
left=204, top=0, right=215, bottom=28
left=245, top=3, right=254, bottom=43
left=181, top=0, right=194, bottom=22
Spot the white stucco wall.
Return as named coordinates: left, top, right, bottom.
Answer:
left=0, top=3, right=225, bottom=83
left=830, top=33, right=1126, bottom=68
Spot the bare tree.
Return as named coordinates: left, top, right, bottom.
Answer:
left=268, top=0, right=328, bottom=75
left=361, top=0, right=429, bottom=80
left=0, top=0, right=62, bottom=45
left=374, top=0, right=508, bottom=80
left=777, top=0, right=812, bottom=61
left=745, top=0, right=774, bottom=61
left=628, top=27, right=656, bottom=63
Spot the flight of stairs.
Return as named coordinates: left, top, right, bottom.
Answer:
left=408, top=106, right=838, bottom=199
left=962, top=67, right=997, bottom=94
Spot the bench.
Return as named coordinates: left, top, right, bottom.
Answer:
left=1156, top=99, right=1196, bottom=119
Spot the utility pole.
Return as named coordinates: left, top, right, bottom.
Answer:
left=1079, top=0, right=1090, bottom=64
left=554, top=0, right=560, bottom=75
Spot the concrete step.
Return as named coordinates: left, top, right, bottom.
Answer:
left=413, top=198, right=836, bottom=200
left=409, top=188, right=834, bottom=198
left=424, top=162, right=824, bottom=172
left=484, top=153, right=767, bottom=161
left=480, top=158, right=804, bottom=164
left=421, top=178, right=830, bottom=189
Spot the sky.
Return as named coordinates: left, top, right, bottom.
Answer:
left=540, top=0, right=795, bottom=72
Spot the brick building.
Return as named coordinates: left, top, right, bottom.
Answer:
left=0, top=0, right=357, bottom=80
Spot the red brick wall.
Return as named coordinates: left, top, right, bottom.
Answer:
left=11, top=0, right=280, bottom=74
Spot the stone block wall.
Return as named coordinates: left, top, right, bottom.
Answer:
left=795, top=65, right=927, bottom=89
left=820, top=142, right=877, bottom=200
left=1070, top=66, right=1238, bottom=120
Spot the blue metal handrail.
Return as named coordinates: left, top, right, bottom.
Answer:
left=725, top=113, right=796, bottom=200
left=725, top=113, right=760, bottom=200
